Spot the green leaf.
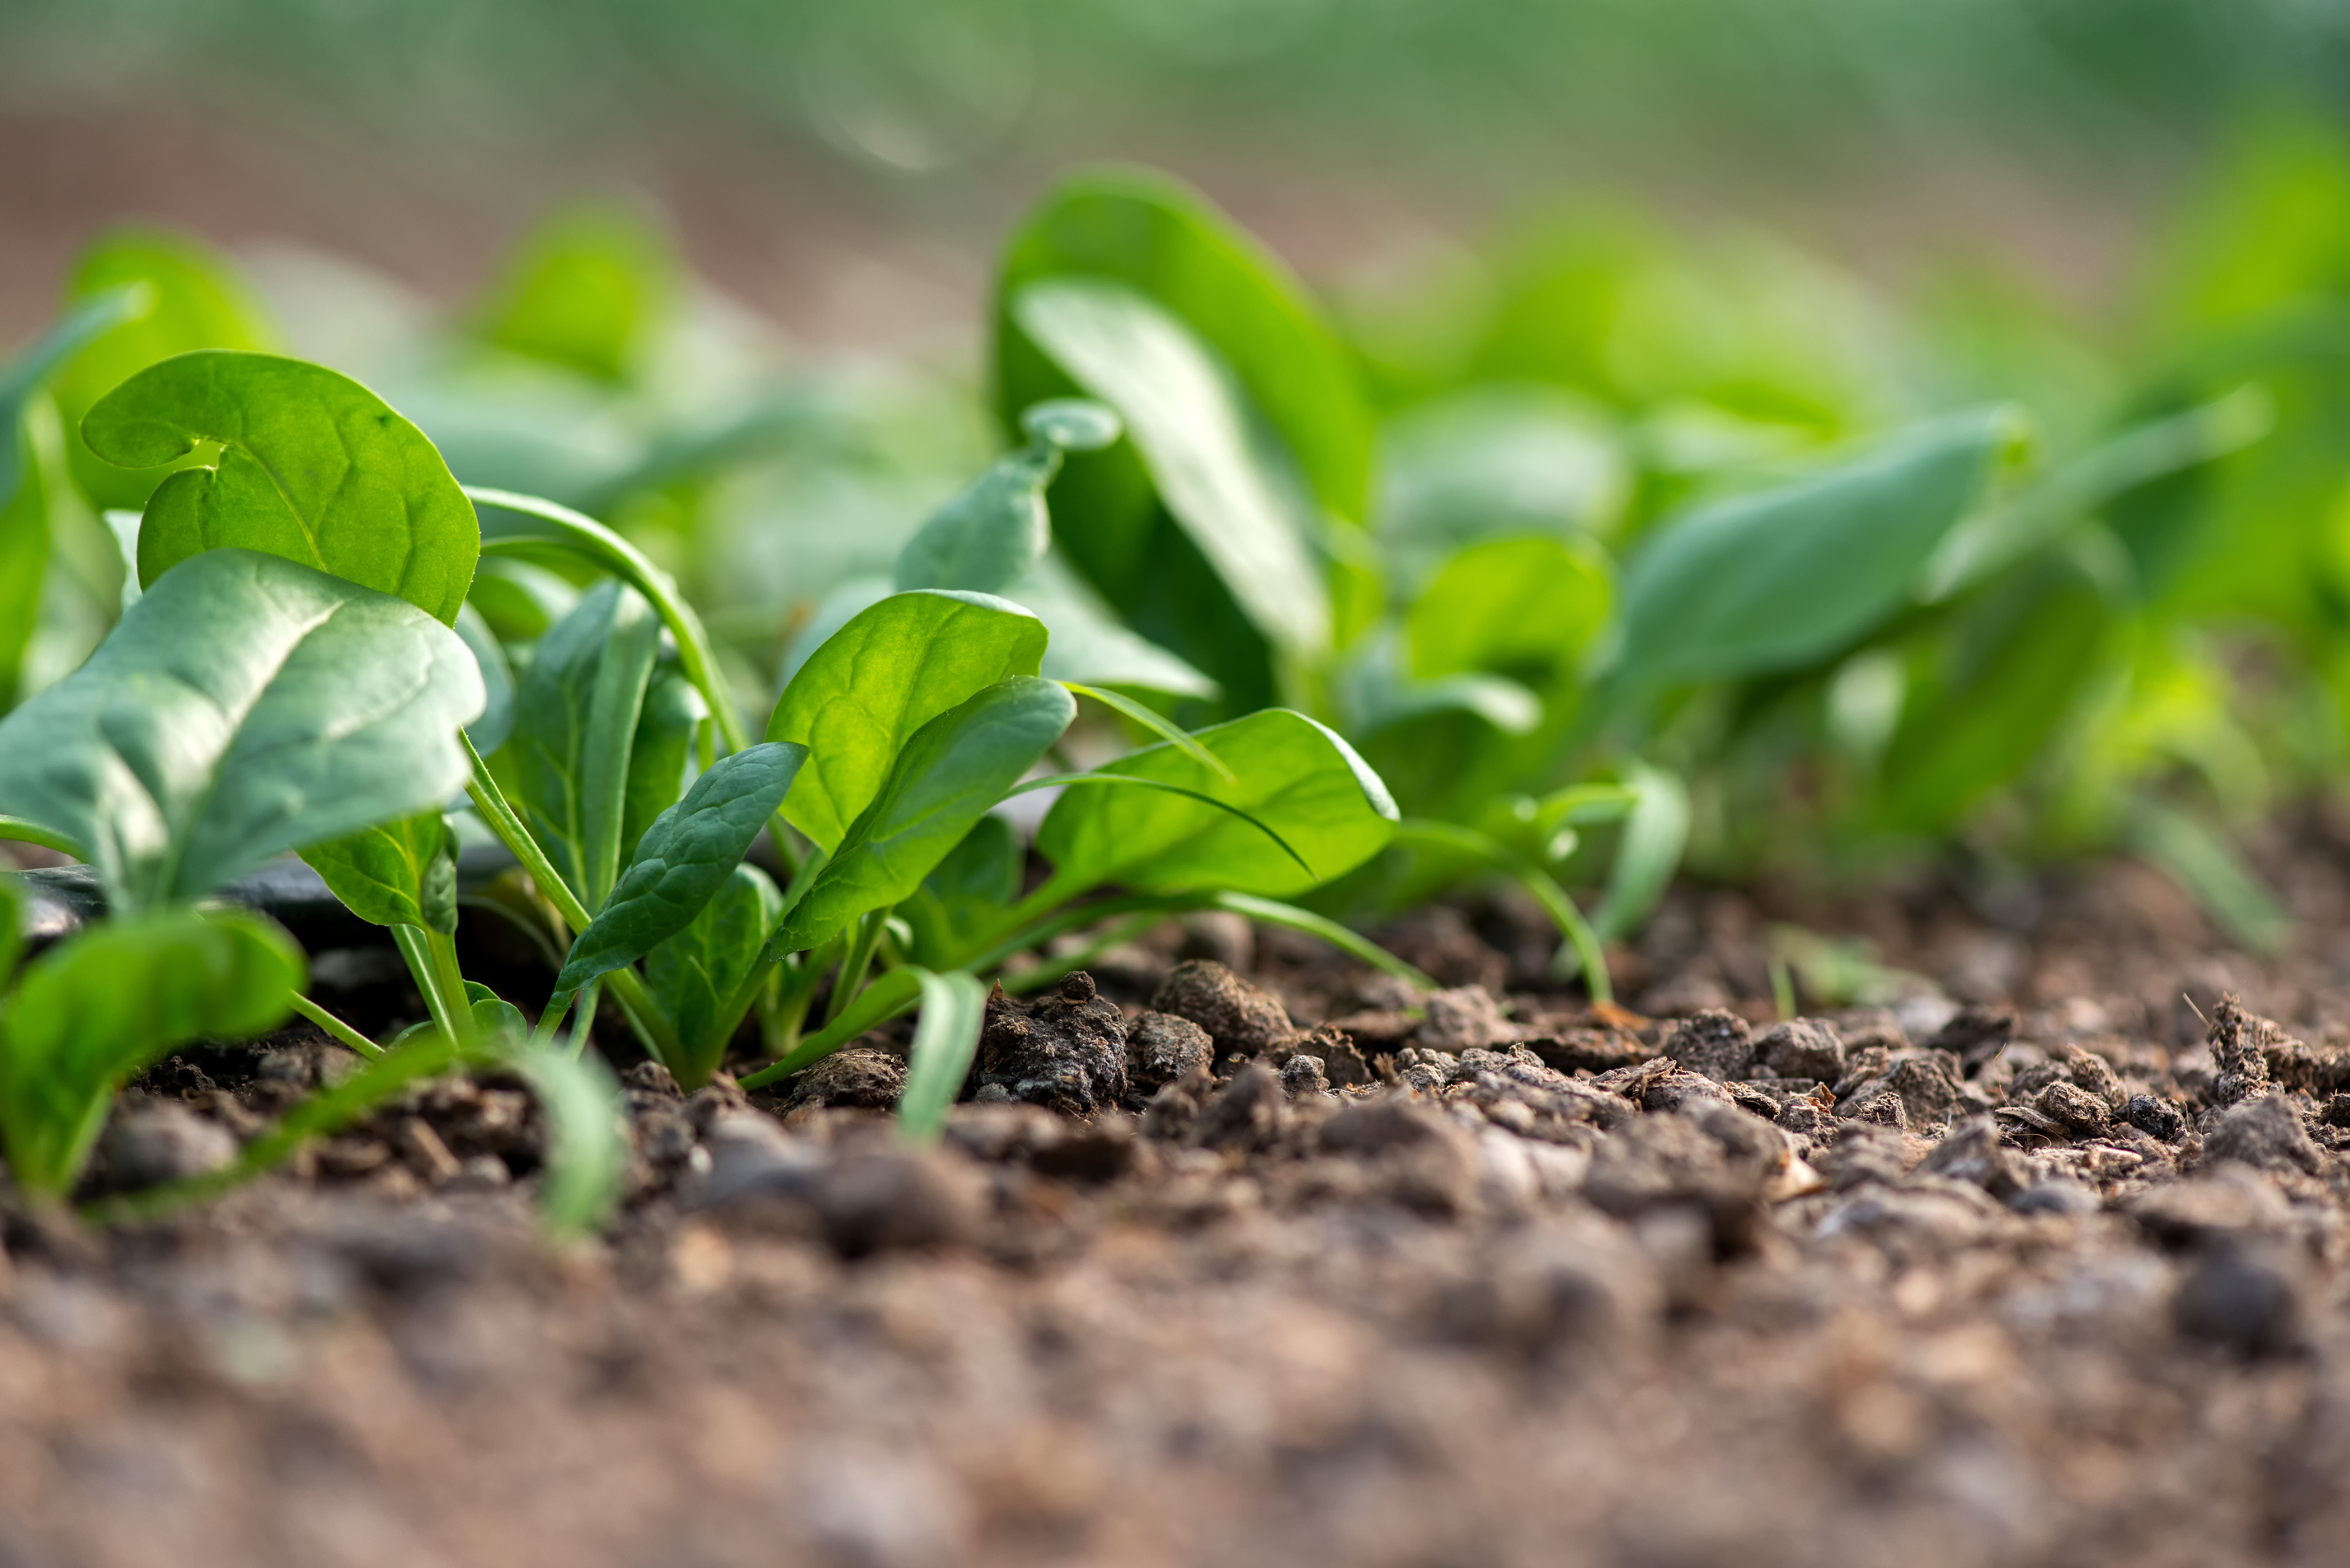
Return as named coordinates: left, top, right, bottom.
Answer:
left=1590, top=764, right=1690, bottom=943
left=2, top=291, right=153, bottom=706
left=898, top=815, right=1020, bottom=968
left=0, top=549, right=485, bottom=912
left=1033, top=708, right=1398, bottom=904
left=81, top=351, right=479, bottom=626
left=554, top=742, right=807, bottom=995
left=1408, top=535, right=1612, bottom=681
left=468, top=487, right=746, bottom=753
left=781, top=677, right=1075, bottom=951
left=463, top=980, right=529, bottom=1041
left=895, top=969, right=988, bottom=1145
left=1013, top=278, right=1331, bottom=656
left=622, top=669, right=710, bottom=863
left=473, top=203, right=675, bottom=384
left=491, top=581, right=649, bottom=907
left=50, top=229, right=276, bottom=511
left=2127, top=800, right=2291, bottom=957
left=452, top=602, right=516, bottom=757
left=995, top=169, right=1373, bottom=523
left=1878, top=547, right=2118, bottom=832
left=764, top=589, right=1048, bottom=854
left=894, top=445, right=1060, bottom=596
left=1010, top=554, right=1217, bottom=698
left=644, top=862, right=780, bottom=1088
left=300, top=813, right=458, bottom=936
left=0, top=907, right=302, bottom=1197
left=740, top=966, right=925, bottom=1088
left=501, top=1041, right=628, bottom=1237
left=1607, top=408, right=2021, bottom=693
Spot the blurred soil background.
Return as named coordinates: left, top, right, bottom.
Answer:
left=0, top=0, right=2273, bottom=364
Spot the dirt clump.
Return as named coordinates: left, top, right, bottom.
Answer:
left=977, top=972, right=1128, bottom=1114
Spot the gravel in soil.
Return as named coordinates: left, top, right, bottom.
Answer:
left=15, top=850, right=2350, bottom=1566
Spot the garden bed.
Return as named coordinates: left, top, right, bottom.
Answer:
left=7, top=832, right=2350, bottom=1568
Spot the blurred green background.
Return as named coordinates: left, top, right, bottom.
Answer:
left=18, top=0, right=2350, bottom=961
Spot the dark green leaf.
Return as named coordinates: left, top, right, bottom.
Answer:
left=555, top=742, right=807, bottom=994
left=646, top=862, right=781, bottom=1089
left=300, top=813, right=458, bottom=935
left=1608, top=408, right=2021, bottom=693
left=764, top=590, right=1048, bottom=853
left=1013, top=279, right=1330, bottom=656
left=895, top=969, right=988, bottom=1145
left=50, top=229, right=276, bottom=511
left=995, top=169, right=1373, bottom=522
left=0, top=549, right=485, bottom=911
left=1033, top=708, right=1398, bottom=904
left=899, top=815, right=1019, bottom=968
left=82, top=351, right=479, bottom=626
left=0, top=907, right=302, bottom=1196
left=623, top=669, right=709, bottom=863
left=780, top=677, right=1075, bottom=951
left=491, top=581, right=646, bottom=906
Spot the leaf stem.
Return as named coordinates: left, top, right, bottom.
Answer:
left=287, top=993, right=385, bottom=1060
left=0, top=816, right=82, bottom=858
left=828, top=910, right=887, bottom=1026
left=461, top=731, right=595, bottom=933
left=392, top=924, right=471, bottom=1045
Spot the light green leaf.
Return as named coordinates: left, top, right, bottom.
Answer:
left=1009, top=554, right=1216, bottom=698
left=300, top=813, right=458, bottom=936
left=1408, top=535, right=1612, bottom=681
left=1607, top=408, right=2021, bottom=693
left=0, top=907, right=302, bottom=1197
left=1590, top=764, right=1690, bottom=943
left=473, top=203, right=675, bottom=384
left=452, top=602, right=516, bottom=757
left=896, top=969, right=988, bottom=1145
left=0, top=549, right=485, bottom=912
left=82, top=351, right=479, bottom=626
left=646, top=862, right=783, bottom=1090
left=50, top=229, right=276, bottom=511
left=894, top=445, right=1059, bottom=596
left=1033, top=708, right=1398, bottom=904
left=764, top=589, right=1048, bottom=853
left=781, top=677, right=1075, bottom=951
left=623, top=669, right=710, bottom=862
left=502, top=1041, right=628, bottom=1237
left=555, top=742, right=807, bottom=995
left=1013, top=278, right=1330, bottom=655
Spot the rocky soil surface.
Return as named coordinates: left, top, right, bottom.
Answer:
left=10, top=849, right=2350, bottom=1567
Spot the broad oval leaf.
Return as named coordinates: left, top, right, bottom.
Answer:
left=299, top=812, right=458, bottom=936
left=554, top=742, right=807, bottom=994
left=995, top=169, right=1373, bottom=521
left=645, top=861, right=781, bottom=1089
left=764, top=590, right=1048, bottom=853
left=1013, top=279, right=1331, bottom=656
left=1035, top=708, right=1398, bottom=901
left=780, top=677, right=1076, bottom=952
left=51, top=229, right=277, bottom=511
left=0, top=906, right=302, bottom=1196
left=0, top=549, right=486, bottom=911
left=1607, top=408, right=2021, bottom=692
left=82, top=350, right=480, bottom=626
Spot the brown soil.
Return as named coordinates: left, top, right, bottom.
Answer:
left=12, top=829, right=2350, bottom=1568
